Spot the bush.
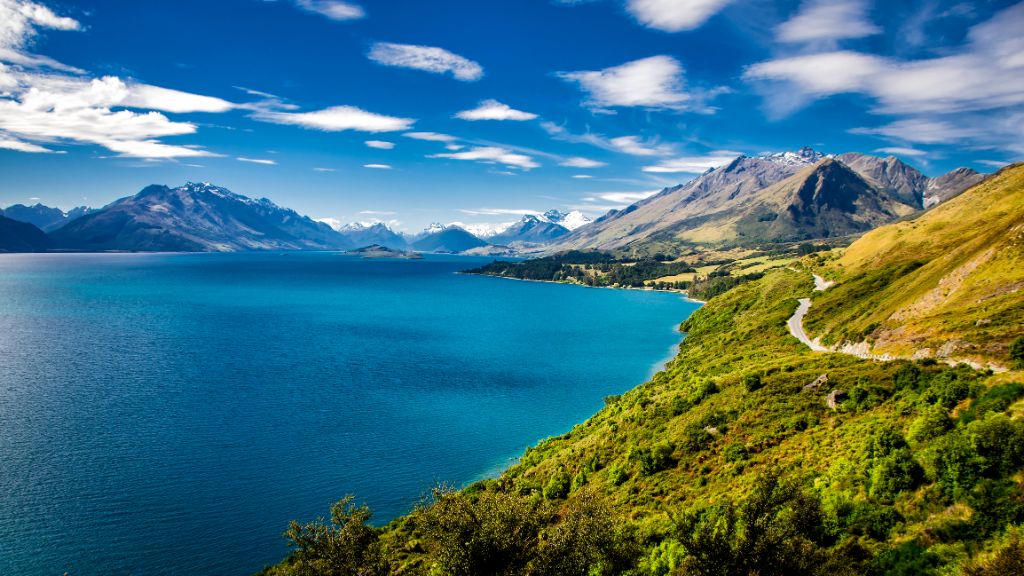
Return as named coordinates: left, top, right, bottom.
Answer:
left=633, top=441, right=676, bottom=476
left=671, top=471, right=856, bottom=576
left=276, top=496, right=388, bottom=576
left=924, top=431, right=983, bottom=501
left=968, top=413, right=1024, bottom=478
left=961, top=526, right=1024, bottom=576
left=869, top=448, right=924, bottom=501
left=543, top=469, right=572, bottom=499
left=1011, top=337, right=1024, bottom=369
left=744, top=373, right=763, bottom=392
left=961, top=383, right=1024, bottom=423
left=908, top=405, right=953, bottom=443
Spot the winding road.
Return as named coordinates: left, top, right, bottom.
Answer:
left=787, top=298, right=829, bottom=352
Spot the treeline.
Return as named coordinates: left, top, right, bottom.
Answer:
left=466, top=251, right=695, bottom=288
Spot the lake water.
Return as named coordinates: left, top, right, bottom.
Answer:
left=0, top=252, right=700, bottom=576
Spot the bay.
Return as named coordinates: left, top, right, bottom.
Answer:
left=0, top=252, right=699, bottom=575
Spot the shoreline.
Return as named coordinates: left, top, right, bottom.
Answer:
left=459, top=271, right=707, bottom=304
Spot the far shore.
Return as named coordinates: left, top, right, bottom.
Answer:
left=460, top=270, right=707, bottom=304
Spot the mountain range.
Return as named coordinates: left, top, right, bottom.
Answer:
left=0, top=204, right=96, bottom=232
left=0, top=150, right=989, bottom=254
left=548, top=148, right=984, bottom=252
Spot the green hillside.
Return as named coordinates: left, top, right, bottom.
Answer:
left=804, top=164, right=1024, bottom=369
left=260, top=168, right=1024, bottom=576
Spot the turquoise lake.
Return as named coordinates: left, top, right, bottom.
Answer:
left=0, top=252, right=700, bottom=575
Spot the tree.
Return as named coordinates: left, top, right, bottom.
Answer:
left=276, top=496, right=388, bottom=576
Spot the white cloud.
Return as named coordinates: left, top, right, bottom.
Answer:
left=237, top=157, right=276, bottom=165
left=572, top=174, right=593, bottom=179
left=0, top=76, right=220, bottom=158
left=626, top=0, right=732, bottom=32
left=559, top=55, right=693, bottom=110
left=560, top=156, right=606, bottom=168
left=404, top=131, right=457, bottom=142
left=0, top=0, right=81, bottom=53
left=610, top=135, right=672, bottom=156
left=430, top=146, right=539, bottom=170
left=313, top=167, right=336, bottom=172
left=359, top=210, right=396, bottom=215
left=458, top=208, right=540, bottom=217
left=293, top=0, right=364, bottom=21
left=541, top=121, right=675, bottom=157
left=363, top=163, right=392, bottom=169
left=977, top=159, right=1010, bottom=168
left=455, top=99, right=537, bottom=121
left=746, top=3, right=1024, bottom=118
left=642, top=151, right=740, bottom=173
left=850, top=119, right=982, bottom=144
left=585, top=190, right=660, bottom=204
left=365, top=139, right=395, bottom=149
left=777, top=0, right=881, bottom=44
left=125, top=84, right=235, bottom=113
left=874, top=146, right=927, bottom=157
left=0, top=134, right=55, bottom=152
left=254, top=105, right=414, bottom=132
left=368, top=42, right=483, bottom=81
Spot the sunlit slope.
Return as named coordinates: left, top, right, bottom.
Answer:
left=805, top=163, right=1024, bottom=368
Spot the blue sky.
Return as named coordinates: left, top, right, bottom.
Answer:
left=0, top=0, right=1021, bottom=231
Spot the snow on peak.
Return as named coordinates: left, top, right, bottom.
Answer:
left=757, top=147, right=826, bottom=167
left=447, top=221, right=514, bottom=238
left=423, top=222, right=448, bottom=235
left=540, top=209, right=592, bottom=231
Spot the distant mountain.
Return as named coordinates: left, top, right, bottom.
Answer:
left=319, top=220, right=408, bottom=250
left=1, top=203, right=96, bottom=232
left=549, top=148, right=985, bottom=251
left=490, top=214, right=569, bottom=245
left=923, top=167, right=985, bottom=207
left=410, top=223, right=488, bottom=253
left=0, top=214, right=49, bottom=252
left=49, top=182, right=349, bottom=252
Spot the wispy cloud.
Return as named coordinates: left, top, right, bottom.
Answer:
left=313, top=167, right=336, bottom=172
left=237, top=157, right=276, bottom=165
left=641, top=151, right=740, bottom=173
left=404, top=131, right=458, bottom=142
left=572, top=174, right=593, bottom=179
left=455, top=99, right=537, bottom=121
left=874, top=146, right=927, bottom=157
left=368, top=42, right=483, bottom=81
left=776, top=0, right=880, bottom=45
left=559, top=55, right=693, bottom=111
left=850, top=119, right=981, bottom=144
left=541, top=122, right=674, bottom=157
left=458, top=208, right=540, bottom=216
left=560, top=156, right=606, bottom=168
left=0, top=135, right=57, bottom=153
left=293, top=0, right=365, bottom=21
left=363, top=163, right=392, bottom=169
left=430, top=146, right=540, bottom=170
left=625, top=0, right=733, bottom=32
left=254, top=105, right=414, bottom=132
left=365, top=139, right=395, bottom=149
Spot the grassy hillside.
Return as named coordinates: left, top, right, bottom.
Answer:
left=261, top=260, right=1024, bottom=575
left=804, top=164, right=1024, bottom=369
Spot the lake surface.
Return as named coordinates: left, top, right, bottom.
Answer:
left=0, top=252, right=700, bottom=576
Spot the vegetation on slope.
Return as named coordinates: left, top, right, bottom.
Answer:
left=804, top=163, right=1024, bottom=368
left=262, top=263, right=1024, bottom=575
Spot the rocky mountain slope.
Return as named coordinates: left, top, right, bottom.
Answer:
left=805, top=162, right=1024, bottom=369
left=49, top=182, right=348, bottom=252
left=0, top=215, right=48, bottom=252
left=550, top=149, right=984, bottom=252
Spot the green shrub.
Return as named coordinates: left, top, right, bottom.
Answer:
left=277, top=496, right=389, bottom=576
left=633, top=442, right=677, bottom=476
left=543, top=469, right=572, bottom=499
left=968, top=413, right=1024, bottom=478
left=869, top=448, right=924, bottom=501
left=1010, top=337, right=1024, bottom=369
left=744, top=373, right=763, bottom=392
left=908, top=405, right=953, bottom=443
left=961, top=383, right=1024, bottom=423
left=723, top=443, right=749, bottom=463
left=960, top=525, right=1024, bottom=576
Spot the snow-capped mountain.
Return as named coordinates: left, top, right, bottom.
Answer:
left=491, top=214, right=571, bottom=245
left=1, top=203, right=97, bottom=232
left=410, top=223, right=488, bottom=253
left=50, top=182, right=350, bottom=252
left=447, top=221, right=515, bottom=238
left=541, top=209, right=591, bottom=231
